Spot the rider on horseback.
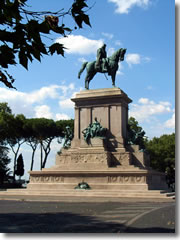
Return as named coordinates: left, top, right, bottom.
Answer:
left=95, top=44, right=108, bottom=73
left=78, top=46, right=126, bottom=90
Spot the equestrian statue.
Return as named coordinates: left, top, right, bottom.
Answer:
left=78, top=44, right=126, bottom=89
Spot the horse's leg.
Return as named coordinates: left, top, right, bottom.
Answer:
left=85, top=73, right=92, bottom=89
left=84, top=62, right=97, bottom=89
left=78, top=62, right=88, bottom=79
left=85, top=72, right=96, bottom=90
left=85, top=74, right=90, bottom=89
left=89, top=72, right=96, bottom=89
left=111, top=72, right=116, bottom=87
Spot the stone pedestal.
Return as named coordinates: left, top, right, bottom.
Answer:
left=71, top=88, right=132, bottom=149
left=28, top=88, right=169, bottom=196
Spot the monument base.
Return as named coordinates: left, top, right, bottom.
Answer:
left=6, top=88, right=170, bottom=199
left=27, top=142, right=168, bottom=194
left=28, top=168, right=168, bottom=191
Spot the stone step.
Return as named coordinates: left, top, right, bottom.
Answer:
left=0, top=189, right=172, bottom=199
left=114, top=165, right=140, bottom=169
left=5, top=188, right=167, bottom=193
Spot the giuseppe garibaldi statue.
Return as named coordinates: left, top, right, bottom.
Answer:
left=95, top=43, right=108, bottom=72
left=78, top=43, right=127, bottom=89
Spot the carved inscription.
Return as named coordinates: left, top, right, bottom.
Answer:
left=108, top=175, right=146, bottom=184
left=30, top=175, right=64, bottom=183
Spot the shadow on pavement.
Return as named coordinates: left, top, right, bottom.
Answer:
left=0, top=211, right=175, bottom=233
left=124, top=226, right=175, bottom=233
left=0, top=212, right=124, bottom=233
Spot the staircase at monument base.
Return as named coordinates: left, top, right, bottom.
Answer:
left=0, top=188, right=174, bottom=200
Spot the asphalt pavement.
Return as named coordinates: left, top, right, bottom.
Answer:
left=0, top=199, right=175, bottom=233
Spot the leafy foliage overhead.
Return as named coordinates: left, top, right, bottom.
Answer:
left=0, top=0, right=91, bottom=88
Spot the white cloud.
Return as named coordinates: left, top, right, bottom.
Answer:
left=56, top=113, right=70, bottom=120
left=146, top=85, right=153, bottom=90
left=56, top=35, right=104, bottom=55
left=117, top=70, right=124, bottom=75
left=59, top=98, right=74, bottom=109
left=58, top=83, right=75, bottom=96
left=129, top=98, right=172, bottom=123
left=107, top=47, right=115, bottom=57
left=58, top=89, right=83, bottom=110
left=117, top=62, right=124, bottom=75
left=0, top=85, right=61, bottom=106
left=138, top=98, right=154, bottom=104
left=28, top=85, right=62, bottom=104
left=102, top=32, right=114, bottom=39
left=126, top=53, right=141, bottom=67
left=108, top=0, right=150, bottom=14
left=125, top=53, right=151, bottom=67
left=34, top=105, right=53, bottom=119
left=115, top=40, right=122, bottom=46
left=144, top=56, right=151, bottom=62
left=78, top=57, right=87, bottom=63
left=164, top=113, right=175, bottom=129
left=159, top=101, right=172, bottom=107
left=0, top=83, right=76, bottom=118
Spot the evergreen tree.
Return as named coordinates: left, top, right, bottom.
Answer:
left=15, top=153, right=24, bottom=179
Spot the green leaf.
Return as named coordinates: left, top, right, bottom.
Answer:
left=31, top=48, right=41, bottom=62
left=0, top=30, right=13, bottom=42
left=38, top=43, right=48, bottom=55
left=74, top=15, right=83, bottom=28
left=25, top=44, right=34, bottom=62
left=0, top=70, right=16, bottom=89
left=39, top=21, right=50, bottom=34
left=52, top=26, right=64, bottom=34
left=27, top=52, right=33, bottom=62
left=82, top=14, right=91, bottom=27
left=26, top=20, right=41, bottom=42
left=63, top=27, right=72, bottom=32
left=49, top=43, right=65, bottom=56
left=18, top=0, right=28, bottom=7
left=72, top=0, right=88, bottom=13
left=31, top=41, right=47, bottom=56
left=0, top=45, right=16, bottom=68
left=19, top=48, right=28, bottom=69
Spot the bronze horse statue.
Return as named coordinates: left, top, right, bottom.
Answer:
left=78, top=48, right=126, bottom=89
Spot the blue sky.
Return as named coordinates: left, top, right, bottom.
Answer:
left=0, top=0, right=175, bottom=177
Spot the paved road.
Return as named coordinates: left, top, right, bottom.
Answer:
left=0, top=200, right=175, bottom=233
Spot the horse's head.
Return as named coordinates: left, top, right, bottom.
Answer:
left=108, top=48, right=127, bottom=62
left=119, top=48, right=126, bottom=61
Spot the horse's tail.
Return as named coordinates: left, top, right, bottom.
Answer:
left=78, top=62, right=88, bottom=79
